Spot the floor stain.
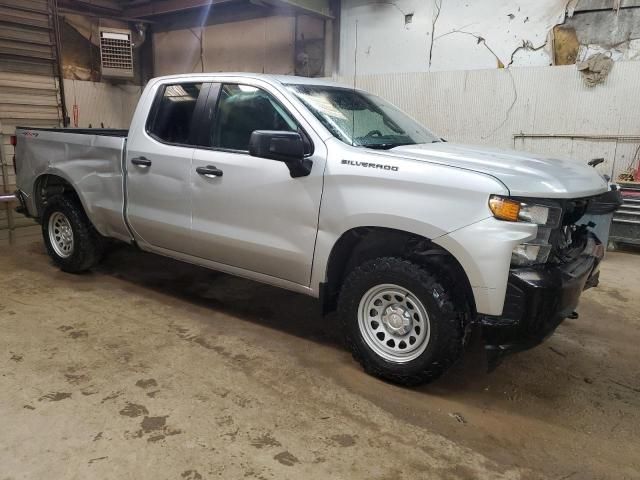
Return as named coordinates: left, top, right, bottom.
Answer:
left=38, top=392, right=72, bottom=402
left=135, top=378, right=158, bottom=389
left=119, top=402, right=149, bottom=418
left=145, top=427, right=182, bottom=443
left=181, top=470, right=203, bottom=480
left=130, top=415, right=183, bottom=442
left=23, top=405, right=35, bottom=410
left=88, top=456, right=108, bottom=464
left=193, top=336, right=217, bottom=350
left=273, top=451, right=299, bottom=467
left=603, top=287, right=629, bottom=303
left=330, top=434, right=357, bottom=447
left=93, top=432, right=103, bottom=442
left=69, top=330, right=88, bottom=339
left=64, top=373, right=90, bottom=385
left=251, top=433, right=281, bottom=449
left=10, top=352, right=23, bottom=362
left=140, top=415, right=167, bottom=433
left=101, top=391, right=123, bottom=403
left=215, top=415, right=233, bottom=427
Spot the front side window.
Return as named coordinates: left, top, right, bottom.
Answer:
left=147, top=83, right=203, bottom=145
left=210, top=84, right=299, bottom=151
left=286, top=84, right=440, bottom=150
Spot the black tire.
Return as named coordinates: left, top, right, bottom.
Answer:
left=338, top=257, right=466, bottom=386
left=41, top=195, right=104, bottom=273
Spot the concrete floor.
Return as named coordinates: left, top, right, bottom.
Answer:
left=1, top=241, right=639, bottom=480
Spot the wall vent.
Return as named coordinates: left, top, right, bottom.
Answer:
left=99, top=28, right=134, bottom=79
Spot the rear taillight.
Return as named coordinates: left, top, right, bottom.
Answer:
left=10, top=135, right=17, bottom=146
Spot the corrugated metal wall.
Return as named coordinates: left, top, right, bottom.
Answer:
left=154, top=16, right=297, bottom=76
left=0, top=0, right=62, bottom=246
left=64, top=80, right=141, bottom=129
left=340, top=61, right=640, bottom=181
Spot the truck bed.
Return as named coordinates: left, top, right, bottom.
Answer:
left=15, top=126, right=131, bottom=242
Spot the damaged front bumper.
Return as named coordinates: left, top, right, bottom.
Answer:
left=481, top=232, right=604, bottom=369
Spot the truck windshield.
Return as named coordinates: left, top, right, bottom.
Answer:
left=286, top=84, right=439, bottom=149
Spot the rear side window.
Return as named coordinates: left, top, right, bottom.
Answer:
left=147, top=83, right=203, bottom=145
left=210, top=84, right=298, bottom=151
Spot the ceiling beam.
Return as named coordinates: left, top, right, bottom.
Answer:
left=58, top=0, right=124, bottom=16
left=124, top=0, right=332, bottom=19
left=268, top=0, right=332, bottom=17
left=124, top=0, right=237, bottom=18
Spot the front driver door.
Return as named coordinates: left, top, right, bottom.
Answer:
left=189, top=82, right=326, bottom=286
left=126, top=81, right=209, bottom=253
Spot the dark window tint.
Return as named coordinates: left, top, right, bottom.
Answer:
left=148, top=83, right=202, bottom=145
left=211, top=84, right=298, bottom=151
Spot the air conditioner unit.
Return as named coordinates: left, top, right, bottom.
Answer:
left=99, top=28, right=134, bottom=79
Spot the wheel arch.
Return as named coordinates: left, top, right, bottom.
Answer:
left=319, top=226, right=476, bottom=318
left=31, top=171, right=113, bottom=238
left=33, top=172, right=85, bottom=219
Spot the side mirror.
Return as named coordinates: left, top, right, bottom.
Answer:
left=249, top=130, right=312, bottom=178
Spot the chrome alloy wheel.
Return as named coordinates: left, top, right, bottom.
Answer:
left=357, top=284, right=431, bottom=363
left=48, top=211, right=74, bottom=258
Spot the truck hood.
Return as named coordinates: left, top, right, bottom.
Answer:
left=387, top=142, right=608, bottom=198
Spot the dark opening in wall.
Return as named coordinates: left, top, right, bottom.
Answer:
left=295, top=15, right=326, bottom=77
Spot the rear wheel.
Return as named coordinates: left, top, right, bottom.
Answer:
left=42, top=195, right=104, bottom=273
left=338, top=257, right=466, bottom=386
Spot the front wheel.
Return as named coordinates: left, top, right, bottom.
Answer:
left=338, top=257, right=466, bottom=386
left=42, top=195, right=104, bottom=273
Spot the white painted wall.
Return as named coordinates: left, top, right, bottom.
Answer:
left=63, top=80, right=141, bottom=129
left=339, top=0, right=570, bottom=76
left=335, top=61, right=640, bottom=180
left=154, top=16, right=296, bottom=76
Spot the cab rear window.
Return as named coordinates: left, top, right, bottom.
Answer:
left=147, top=83, right=203, bottom=145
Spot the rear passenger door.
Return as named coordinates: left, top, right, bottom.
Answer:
left=126, top=81, right=210, bottom=253
left=189, top=81, right=326, bottom=286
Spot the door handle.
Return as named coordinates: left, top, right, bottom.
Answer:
left=131, top=156, right=152, bottom=167
left=196, top=165, right=223, bottom=177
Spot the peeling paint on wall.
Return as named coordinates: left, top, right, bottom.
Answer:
left=568, top=5, right=640, bottom=63
left=577, top=52, right=614, bottom=86
left=339, top=0, right=640, bottom=75
left=339, top=0, right=573, bottom=75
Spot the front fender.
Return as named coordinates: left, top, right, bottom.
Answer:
left=310, top=149, right=509, bottom=296
left=434, top=218, right=537, bottom=315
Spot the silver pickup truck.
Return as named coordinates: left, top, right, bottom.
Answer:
left=13, top=73, right=621, bottom=385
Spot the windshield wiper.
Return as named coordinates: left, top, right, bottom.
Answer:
left=361, top=143, right=413, bottom=150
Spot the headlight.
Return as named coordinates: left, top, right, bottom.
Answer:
left=489, top=195, right=563, bottom=266
left=488, top=195, right=562, bottom=227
